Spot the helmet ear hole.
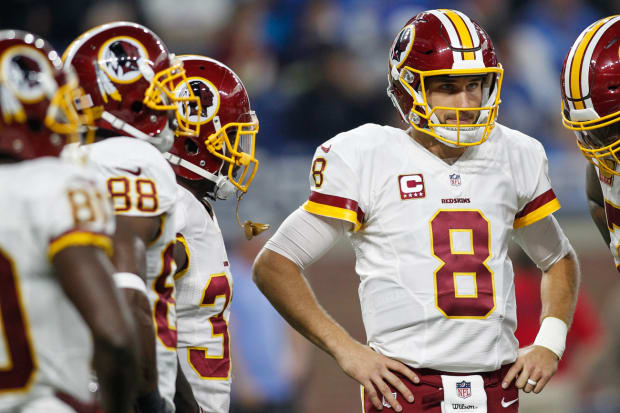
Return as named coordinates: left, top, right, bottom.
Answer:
left=27, top=119, right=43, bottom=132
left=184, top=138, right=199, bottom=155
left=130, top=101, right=143, bottom=112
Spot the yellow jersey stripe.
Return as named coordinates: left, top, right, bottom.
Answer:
left=360, top=385, right=365, bottom=413
left=513, top=199, right=561, bottom=229
left=48, top=231, right=113, bottom=261
left=303, top=200, right=362, bottom=232
left=174, top=235, right=190, bottom=281
left=147, top=214, right=166, bottom=247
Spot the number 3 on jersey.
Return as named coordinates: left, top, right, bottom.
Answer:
left=188, top=273, right=231, bottom=380
left=429, top=210, right=495, bottom=318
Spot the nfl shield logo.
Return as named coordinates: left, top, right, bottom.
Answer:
left=456, top=381, right=471, bottom=399
left=449, top=173, right=461, bottom=186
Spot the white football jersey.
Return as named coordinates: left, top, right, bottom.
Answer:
left=595, top=168, right=620, bottom=271
left=174, top=185, right=232, bottom=413
left=83, top=137, right=178, bottom=408
left=302, top=123, right=560, bottom=373
left=0, top=158, right=114, bottom=411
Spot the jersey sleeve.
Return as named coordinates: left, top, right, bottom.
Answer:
left=513, top=141, right=561, bottom=229
left=35, top=169, right=115, bottom=261
left=302, top=138, right=364, bottom=232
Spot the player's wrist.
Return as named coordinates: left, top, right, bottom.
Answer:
left=533, top=316, right=568, bottom=359
left=326, top=330, right=358, bottom=362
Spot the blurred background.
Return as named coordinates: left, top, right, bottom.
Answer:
left=4, top=0, right=620, bottom=411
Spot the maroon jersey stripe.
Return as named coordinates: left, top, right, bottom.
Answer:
left=514, top=189, right=557, bottom=219
left=605, top=200, right=620, bottom=231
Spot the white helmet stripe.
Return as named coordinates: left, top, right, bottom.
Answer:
left=581, top=16, right=620, bottom=109
left=427, top=10, right=464, bottom=65
left=563, top=22, right=590, bottom=112
left=428, top=9, right=484, bottom=68
left=452, top=9, right=481, bottom=48
left=565, top=15, right=620, bottom=111
left=451, top=9, right=484, bottom=62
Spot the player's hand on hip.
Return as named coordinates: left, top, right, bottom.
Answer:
left=334, top=340, right=419, bottom=411
left=502, top=345, right=559, bottom=394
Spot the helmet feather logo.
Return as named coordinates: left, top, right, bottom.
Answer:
left=390, top=25, right=414, bottom=69
left=98, top=36, right=149, bottom=84
left=175, top=78, right=220, bottom=124
left=2, top=46, right=54, bottom=104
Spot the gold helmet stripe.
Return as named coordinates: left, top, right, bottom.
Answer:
left=569, top=16, right=617, bottom=110
left=430, top=9, right=481, bottom=64
left=442, top=9, right=476, bottom=60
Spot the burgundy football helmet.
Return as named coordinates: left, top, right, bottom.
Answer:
left=62, top=22, right=200, bottom=152
left=0, top=30, right=85, bottom=160
left=561, top=15, right=620, bottom=175
left=387, top=9, right=503, bottom=147
left=165, top=55, right=259, bottom=200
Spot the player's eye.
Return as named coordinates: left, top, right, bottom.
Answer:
left=466, top=81, right=482, bottom=91
left=438, top=83, right=455, bottom=92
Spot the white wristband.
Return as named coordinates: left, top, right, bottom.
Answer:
left=113, top=272, right=148, bottom=296
left=533, top=317, right=568, bottom=359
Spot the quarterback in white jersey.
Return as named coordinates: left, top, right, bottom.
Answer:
left=254, top=9, right=580, bottom=413
left=165, top=55, right=262, bottom=412
left=63, top=22, right=201, bottom=412
left=0, top=31, right=137, bottom=413
left=301, top=121, right=560, bottom=372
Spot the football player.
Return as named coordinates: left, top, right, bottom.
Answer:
left=560, top=16, right=620, bottom=264
left=0, top=30, right=137, bottom=413
left=164, top=54, right=263, bottom=413
left=253, top=9, right=580, bottom=413
left=560, top=15, right=620, bottom=404
left=63, top=22, right=199, bottom=413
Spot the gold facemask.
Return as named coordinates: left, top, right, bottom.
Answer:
left=562, top=100, right=620, bottom=175
left=204, top=111, right=259, bottom=193
left=143, top=60, right=201, bottom=138
left=399, top=66, right=504, bottom=146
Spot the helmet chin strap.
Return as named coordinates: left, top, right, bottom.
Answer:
left=163, top=152, right=270, bottom=239
left=100, top=111, right=173, bottom=152
left=163, top=152, right=231, bottom=195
